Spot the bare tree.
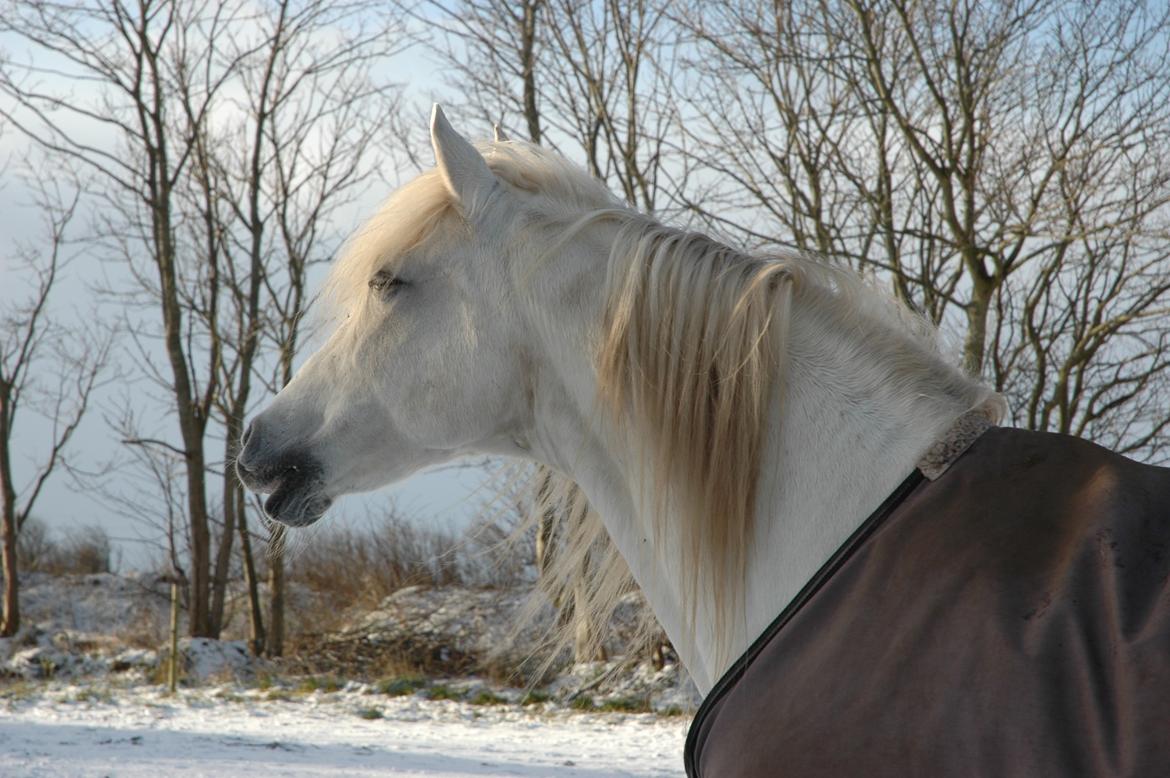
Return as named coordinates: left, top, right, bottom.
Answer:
left=676, top=0, right=1170, bottom=458
left=188, top=0, right=406, bottom=649
left=0, top=188, right=106, bottom=636
left=411, top=0, right=547, bottom=143
left=420, top=0, right=680, bottom=214
left=0, top=0, right=254, bottom=636
left=540, top=0, right=679, bottom=213
left=1, top=0, right=407, bottom=642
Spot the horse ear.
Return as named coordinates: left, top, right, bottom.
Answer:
left=493, top=123, right=508, bottom=142
left=430, top=104, right=496, bottom=214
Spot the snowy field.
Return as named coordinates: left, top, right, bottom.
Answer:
left=0, top=683, right=688, bottom=777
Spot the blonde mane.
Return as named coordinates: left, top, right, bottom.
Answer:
left=320, top=139, right=984, bottom=666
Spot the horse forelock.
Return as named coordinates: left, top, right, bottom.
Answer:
left=321, top=140, right=621, bottom=325
left=319, top=167, right=452, bottom=330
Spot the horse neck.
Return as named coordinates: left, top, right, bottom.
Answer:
left=524, top=258, right=985, bottom=695
left=737, top=302, right=985, bottom=675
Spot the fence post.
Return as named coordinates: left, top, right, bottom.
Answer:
left=168, top=579, right=179, bottom=693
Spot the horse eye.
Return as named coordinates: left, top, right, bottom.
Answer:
left=369, top=271, right=406, bottom=296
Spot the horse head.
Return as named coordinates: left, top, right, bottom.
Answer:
left=236, top=106, right=582, bottom=526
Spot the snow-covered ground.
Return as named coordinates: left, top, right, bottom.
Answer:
left=0, top=573, right=694, bottom=776
left=0, top=683, right=688, bottom=777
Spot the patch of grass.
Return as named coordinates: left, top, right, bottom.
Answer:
left=424, top=684, right=463, bottom=701
left=598, top=696, right=651, bottom=714
left=295, top=675, right=343, bottom=695
left=375, top=675, right=427, bottom=697
left=519, top=690, right=551, bottom=706
left=252, top=673, right=275, bottom=691
left=356, top=706, right=384, bottom=720
left=0, top=680, right=40, bottom=702
left=658, top=705, right=688, bottom=717
left=568, top=695, right=595, bottom=711
left=468, top=689, right=507, bottom=706
left=263, top=689, right=293, bottom=702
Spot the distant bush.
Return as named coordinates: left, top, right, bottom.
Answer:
left=15, top=519, right=55, bottom=572
left=283, top=505, right=536, bottom=630
left=57, top=526, right=113, bottom=574
left=287, top=514, right=463, bottom=615
left=277, top=494, right=540, bottom=661
left=457, top=512, right=535, bottom=589
left=16, top=519, right=112, bottom=575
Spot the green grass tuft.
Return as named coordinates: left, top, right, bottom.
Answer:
left=519, top=690, right=551, bottom=706
left=568, top=695, right=595, bottom=711
left=424, top=684, right=462, bottom=701
left=295, top=675, right=343, bottom=694
left=598, top=696, right=651, bottom=713
left=468, top=689, right=507, bottom=706
left=375, top=676, right=427, bottom=697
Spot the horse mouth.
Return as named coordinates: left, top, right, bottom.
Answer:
left=263, top=477, right=332, bottom=527
left=236, top=455, right=332, bottom=527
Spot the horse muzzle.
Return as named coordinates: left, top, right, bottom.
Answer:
left=236, top=420, right=332, bottom=527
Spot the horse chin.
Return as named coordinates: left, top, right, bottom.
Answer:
left=263, top=480, right=332, bottom=527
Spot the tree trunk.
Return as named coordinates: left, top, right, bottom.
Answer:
left=962, top=272, right=995, bottom=377
left=154, top=190, right=214, bottom=638
left=1, top=386, right=20, bottom=637
left=185, top=458, right=212, bottom=636
left=209, top=454, right=237, bottom=635
left=167, top=579, right=180, bottom=693
left=521, top=0, right=543, bottom=144
left=236, top=486, right=265, bottom=655
left=0, top=507, right=18, bottom=638
left=265, top=525, right=285, bottom=657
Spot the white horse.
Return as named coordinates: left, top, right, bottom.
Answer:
left=240, top=108, right=1170, bottom=775
left=236, top=106, right=1001, bottom=693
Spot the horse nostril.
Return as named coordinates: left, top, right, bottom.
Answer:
left=235, top=457, right=255, bottom=482
left=241, top=420, right=257, bottom=449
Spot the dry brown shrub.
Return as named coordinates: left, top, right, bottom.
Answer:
left=121, top=596, right=170, bottom=649
left=286, top=514, right=464, bottom=617
left=18, top=520, right=113, bottom=575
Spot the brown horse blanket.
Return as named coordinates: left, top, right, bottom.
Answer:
left=686, top=427, right=1170, bottom=777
